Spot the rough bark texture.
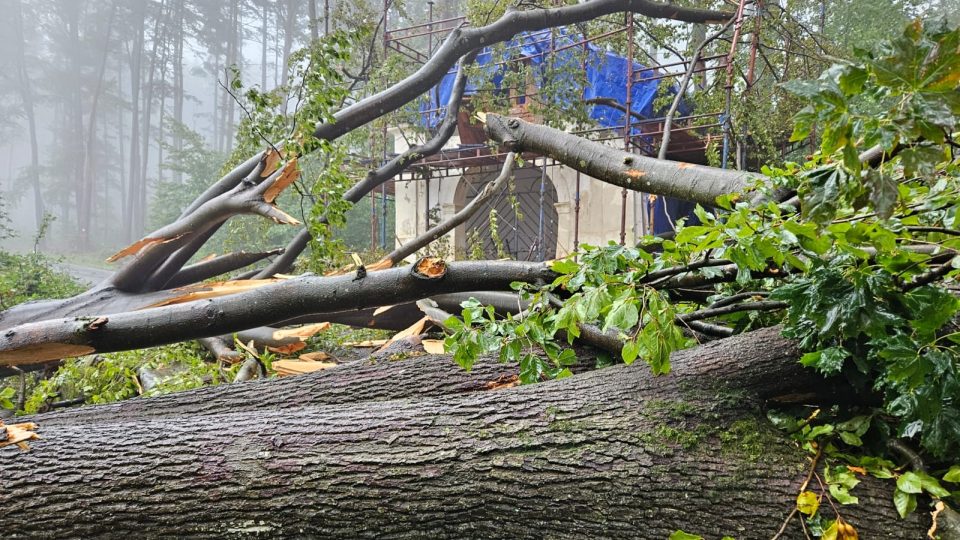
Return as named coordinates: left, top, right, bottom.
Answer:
left=1, top=328, right=926, bottom=538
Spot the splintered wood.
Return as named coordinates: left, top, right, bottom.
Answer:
left=264, top=323, right=333, bottom=354
left=422, top=339, right=445, bottom=354
left=377, top=317, right=429, bottom=352
left=0, top=420, right=40, bottom=451
left=272, top=359, right=338, bottom=377
left=106, top=234, right=186, bottom=262
left=273, top=351, right=338, bottom=377
left=145, top=279, right=283, bottom=308
left=415, top=257, right=446, bottom=278
left=0, top=343, right=96, bottom=367
left=271, top=322, right=331, bottom=341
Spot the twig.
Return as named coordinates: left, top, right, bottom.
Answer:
left=679, top=300, right=788, bottom=323
left=708, top=290, right=771, bottom=309
left=641, top=258, right=734, bottom=285
left=217, top=74, right=280, bottom=155
left=902, top=261, right=957, bottom=292
left=772, top=447, right=823, bottom=540
left=658, top=16, right=736, bottom=160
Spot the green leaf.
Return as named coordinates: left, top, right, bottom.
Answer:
left=866, top=169, right=899, bottom=219
left=549, top=258, right=579, bottom=275
left=899, top=145, right=943, bottom=179
left=829, top=484, right=859, bottom=505
left=800, top=347, right=849, bottom=375
left=0, top=386, right=15, bottom=410
left=917, top=471, right=952, bottom=498
left=893, top=488, right=917, bottom=518
left=621, top=339, right=640, bottom=365
left=897, top=471, right=923, bottom=494
left=668, top=532, right=703, bottom=540
left=943, top=465, right=960, bottom=483
left=839, top=431, right=863, bottom=447
left=603, top=291, right=639, bottom=333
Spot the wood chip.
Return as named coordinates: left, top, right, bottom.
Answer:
left=377, top=317, right=429, bottom=352
left=299, top=351, right=332, bottom=362
left=422, top=339, right=445, bottom=354
left=266, top=342, right=307, bottom=355
left=0, top=421, right=40, bottom=451
left=272, top=359, right=338, bottom=377
left=271, top=322, right=331, bottom=341
left=373, top=305, right=395, bottom=316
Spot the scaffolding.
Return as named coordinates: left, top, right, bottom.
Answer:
left=373, top=1, right=758, bottom=257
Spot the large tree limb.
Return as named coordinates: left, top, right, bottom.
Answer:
left=313, top=1, right=731, bottom=143
left=485, top=114, right=759, bottom=206
left=108, top=153, right=266, bottom=291
left=0, top=260, right=554, bottom=367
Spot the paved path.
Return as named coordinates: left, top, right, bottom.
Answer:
left=54, top=263, right=112, bottom=287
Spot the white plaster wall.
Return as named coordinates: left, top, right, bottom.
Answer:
left=391, top=127, right=647, bottom=261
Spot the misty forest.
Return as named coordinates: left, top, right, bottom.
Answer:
left=2, top=0, right=960, bottom=538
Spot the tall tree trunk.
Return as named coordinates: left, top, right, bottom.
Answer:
left=173, top=0, right=184, bottom=184
left=12, top=0, right=45, bottom=232
left=280, top=0, right=296, bottom=89
left=212, top=53, right=220, bottom=153
left=68, top=1, right=86, bottom=250
left=261, top=2, right=269, bottom=90
left=0, top=329, right=926, bottom=538
left=125, top=1, right=146, bottom=242
left=222, top=0, right=240, bottom=150
left=117, top=57, right=126, bottom=240
left=80, top=3, right=117, bottom=251
left=138, top=0, right=168, bottom=236
left=308, top=0, right=319, bottom=42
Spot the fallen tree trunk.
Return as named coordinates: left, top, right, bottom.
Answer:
left=1, top=328, right=924, bottom=538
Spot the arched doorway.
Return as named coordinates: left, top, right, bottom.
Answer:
left=457, top=165, right=558, bottom=261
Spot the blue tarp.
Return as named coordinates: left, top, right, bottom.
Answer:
left=420, top=28, right=689, bottom=132
left=419, top=28, right=696, bottom=236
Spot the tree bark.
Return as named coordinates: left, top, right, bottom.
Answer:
left=485, top=114, right=758, bottom=207
left=1, top=328, right=926, bottom=538
left=0, top=260, right=555, bottom=367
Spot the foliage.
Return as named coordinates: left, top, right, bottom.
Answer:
left=20, top=342, right=225, bottom=414
left=446, top=19, right=960, bottom=511
left=0, top=250, right=84, bottom=311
